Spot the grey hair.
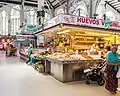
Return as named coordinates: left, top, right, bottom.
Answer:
left=111, top=46, right=118, bottom=50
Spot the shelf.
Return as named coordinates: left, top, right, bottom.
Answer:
left=74, top=41, right=106, bottom=44
left=75, top=41, right=95, bottom=44
left=73, top=45, right=90, bottom=49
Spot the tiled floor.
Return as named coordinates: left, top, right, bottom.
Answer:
left=0, top=51, right=109, bottom=96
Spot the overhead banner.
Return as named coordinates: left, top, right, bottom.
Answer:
left=38, top=0, right=44, bottom=10
left=43, top=14, right=120, bottom=31
left=61, top=15, right=120, bottom=30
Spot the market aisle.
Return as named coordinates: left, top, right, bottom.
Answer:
left=0, top=51, right=109, bottom=96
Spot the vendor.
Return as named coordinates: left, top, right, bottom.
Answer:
left=89, top=44, right=97, bottom=53
left=57, top=41, right=65, bottom=52
left=46, top=45, right=54, bottom=53
left=6, top=43, right=11, bottom=56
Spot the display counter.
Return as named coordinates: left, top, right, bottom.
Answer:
left=45, top=57, right=103, bottom=83
left=19, top=51, right=29, bottom=61
left=19, top=48, right=45, bottom=61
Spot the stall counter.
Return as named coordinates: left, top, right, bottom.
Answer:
left=45, top=57, right=103, bottom=83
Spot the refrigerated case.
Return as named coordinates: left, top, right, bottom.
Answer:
left=14, top=35, right=37, bottom=48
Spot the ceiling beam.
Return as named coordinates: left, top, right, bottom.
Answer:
left=25, top=0, right=37, bottom=3
left=0, top=0, right=37, bottom=7
left=45, top=0, right=54, bottom=9
left=116, top=6, right=120, bottom=9
left=24, top=1, right=37, bottom=5
left=105, top=1, right=120, bottom=14
left=114, top=3, right=120, bottom=7
left=115, top=6, right=120, bottom=8
left=54, top=0, right=66, bottom=9
left=110, top=1, right=118, bottom=5
left=108, top=0, right=114, bottom=3
left=51, top=0, right=57, bottom=3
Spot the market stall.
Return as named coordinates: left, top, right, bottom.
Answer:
left=17, top=35, right=38, bottom=60
left=35, top=14, right=120, bottom=82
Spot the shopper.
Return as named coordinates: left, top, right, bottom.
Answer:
left=26, top=44, right=33, bottom=64
left=104, top=46, right=111, bottom=58
left=89, top=44, right=97, bottom=54
left=105, top=46, right=120, bottom=94
left=46, top=45, right=54, bottom=53
left=6, top=43, right=11, bottom=57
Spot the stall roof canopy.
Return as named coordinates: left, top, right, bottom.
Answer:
left=0, top=0, right=66, bottom=9
left=105, top=0, right=120, bottom=14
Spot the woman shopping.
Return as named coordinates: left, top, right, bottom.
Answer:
left=105, top=46, right=120, bottom=95
left=26, top=44, right=33, bottom=64
left=6, top=43, right=11, bottom=57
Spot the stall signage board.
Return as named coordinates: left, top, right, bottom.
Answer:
left=43, top=14, right=120, bottom=31
left=16, top=36, right=27, bottom=41
left=61, top=15, right=120, bottom=30
left=43, top=15, right=61, bottom=29
left=16, top=35, right=34, bottom=41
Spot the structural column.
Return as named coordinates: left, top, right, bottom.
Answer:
left=66, top=0, right=70, bottom=14
left=88, top=0, right=102, bottom=18
left=89, top=0, right=93, bottom=18
left=38, top=0, right=44, bottom=25
left=8, top=10, right=11, bottom=34
left=38, top=0, right=44, bottom=11
left=20, top=0, right=25, bottom=27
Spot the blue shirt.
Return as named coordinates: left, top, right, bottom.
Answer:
left=106, top=51, right=119, bottom=71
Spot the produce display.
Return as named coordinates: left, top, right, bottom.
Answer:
left=32, top=62, right=44, bottom=73
left=31, top=53, right=45, bottom=73
left=46, top=52, right=102, bottom=61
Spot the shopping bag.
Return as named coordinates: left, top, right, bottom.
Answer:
left=101, top=61, right=107, bottom=72
left=101, top=65, right=106, bottom=72
left=116, top=68, right=120, bottom=78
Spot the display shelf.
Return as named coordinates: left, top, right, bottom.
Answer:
left=75, top=41, right=96, bottom=44
left=73, top=45, right=90, bottom=50
left=19, top=52, right=29, bottom=61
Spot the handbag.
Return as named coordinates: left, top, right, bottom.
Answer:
left=116, top=67, right=120, bottom=78
left=101, top=65, right=107, bottom=72
left=101, top=61, right=107, bottom=72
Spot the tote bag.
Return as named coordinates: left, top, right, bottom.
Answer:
left=101, top=61, right=107, bottom=72
left=116, top=67, right=120, bottom=78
